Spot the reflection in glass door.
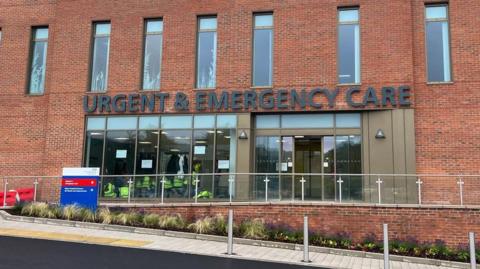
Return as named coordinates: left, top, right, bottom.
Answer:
left=294, top=137, right=323, bottom=200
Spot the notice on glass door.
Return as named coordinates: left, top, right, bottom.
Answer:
left=141, top=159, right=153, bottom=169
left=218, top=160, right=230, bottom=169
left=194, top=146, right=206, bottom=155
left=116, top=150, right=127, bottom=159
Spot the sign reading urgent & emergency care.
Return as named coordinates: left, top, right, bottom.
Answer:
left=60, top=167, right=100, bottom=210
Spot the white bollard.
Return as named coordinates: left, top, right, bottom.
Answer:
left=384, top=224, right=390, bottom=269
left=227, top=209, right=234, bottom=255
left=302, top=215, right=311, bottom=263
left=469, top=232, right=476, bottom=269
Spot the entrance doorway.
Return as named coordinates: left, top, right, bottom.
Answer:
left=293, top=136, right=336, bottom=200
left=255, top=134, right=361, bottom=201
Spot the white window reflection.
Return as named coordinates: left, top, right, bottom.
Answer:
left=29, top=27, right=49, bottom=94
left=143, top=19, right=163, bottom=90
left=91, top=22, right=111, bottom=92
left=197, top=17, right=217, bottom=89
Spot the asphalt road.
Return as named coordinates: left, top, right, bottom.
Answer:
left=0, top=236, right=321, bottom=269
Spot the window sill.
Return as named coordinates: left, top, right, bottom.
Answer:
left=426, top=81, right=454, bottom=85
left=250, top=86, right=273, bottom=89
left=25, top=93, right=45, bottom=97
left=86, top=91, right=107, bottom=94
left=337, top=83, right=362, bottom=87
left=195, top=88, right=216, bottom=90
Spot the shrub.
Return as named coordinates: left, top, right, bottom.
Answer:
left=79, top=208, right=96, bottom=222
left=212, top=214, right=228, bottom=236
left=10, top=202, right=25, bottom=215
left=240, top=218, right=267, bottom=240
left=267, top=225, right=303, bottom=244
left=188, top=217, right=214, bottom=234
left=114, top=211, right=142, bottom=226
left=143, top=214, right=160, bottom=228
left=158, top=214, right=186, bottom=230
left=96, top=207, right=114, bottom=224
left=62, top=205, right=82, bottom=220
left=21, top=202, right=49, bottom=217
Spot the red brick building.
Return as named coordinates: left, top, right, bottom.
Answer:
left=0, top=0, right=480, bottom=238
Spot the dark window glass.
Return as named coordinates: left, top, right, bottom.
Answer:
left=338, top=9, right=360, bottom=84
left=255, top=136, right=280, bottom=200
left=214, top=129, right=237, bottom=199
left=335, top=135, right=362, bottom=201
left=158, top=130, right=191, bottom=199
left=193, top=129, right=215, bottom=199
left=143, top=20, right=163, bottom=90
left=253, top=14, right=273, bottom=87
left=91, top=23, right=111, bottom=92
left=134, top=130, right=159, bottom=198
left=29, top=27, right=48, bottom=94
left=84, top=131, right=104, bottom=168
left=103, top=130, right=136, bottom=176
left=426, top=6, right=451, bottom=82
left=323, top=136, right=335, bottom=200
left=196, top=17, right=217, bottom=88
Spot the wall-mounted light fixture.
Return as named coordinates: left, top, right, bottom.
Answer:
left=375, top=129, right=386, bottom=139
left=239, top=130, right=248, bottom=140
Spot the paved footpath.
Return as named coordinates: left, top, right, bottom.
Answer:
left=0, top=217, right=460, bottom=269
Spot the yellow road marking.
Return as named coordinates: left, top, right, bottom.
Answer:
left=0, top=228, right=151, bottom=248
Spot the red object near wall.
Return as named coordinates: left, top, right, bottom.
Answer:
left=0, top=188, right=34, bottom=206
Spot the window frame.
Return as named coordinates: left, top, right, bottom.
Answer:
left=195, top=15, right=218, bottom=89
left=252, top=12, right=274, bottom=88
left=88, top=21, right=111, bottom=93
left=424, top=4, right=453, bottom=84
left=141, top=18, right=164, bottom=91
left=26, top=25, right=49, bottom=95
left=337, top=7, right=361, bottom=86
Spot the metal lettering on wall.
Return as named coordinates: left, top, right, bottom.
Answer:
left=83, top=86, right=411, bottom=113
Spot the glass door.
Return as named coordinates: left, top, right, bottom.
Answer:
left=294, top=136, right=323, bottom=200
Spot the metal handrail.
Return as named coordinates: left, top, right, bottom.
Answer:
left=2, top=172, right=479, bottom=178
left=2, top=172, right=479, bottom=207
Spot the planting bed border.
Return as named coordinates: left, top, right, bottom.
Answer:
left=0, top=210, right=469, bottom=269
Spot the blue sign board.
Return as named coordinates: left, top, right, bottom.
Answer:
left=60, top=168, right=100, bottom=211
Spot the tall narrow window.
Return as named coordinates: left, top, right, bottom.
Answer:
left=90, top=22, right=111, bottom=92
left=338, top=8, right=360, bottom=84
left=196, top=17, right=217, bottom=89
left=28, top=27, right=49, bottom=94
left=143, top=19, right=163, bottom=90
left=253, top=13, right=273, bottom=87
left=425, top=5, right=451, bottom=82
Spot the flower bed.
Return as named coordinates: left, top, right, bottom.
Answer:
left=9, top=202, right=479, bottom=263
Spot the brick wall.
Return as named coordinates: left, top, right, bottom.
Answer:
left=0, top=0, right=479, bottom=205
left=132, top=203, right=480, bottom=247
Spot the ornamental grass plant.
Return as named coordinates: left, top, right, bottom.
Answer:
left=114, top=211, right=142, bottom=226
left=158, top=214, right=186, bottom=230
left=62, top=204, right=82, bottom=221
left=96, top=207, right=114, bottom=224
left=143, top=213, right=160, bottom=228
left=240, top=218, right=267, bottom=240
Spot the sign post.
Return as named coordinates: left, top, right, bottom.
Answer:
left=60, top=168, right=100, bottom=211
